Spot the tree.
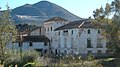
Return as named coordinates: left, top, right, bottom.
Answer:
left=0, top=6, right=17, bottom=65
left=93, top=0, right=120, bottom=58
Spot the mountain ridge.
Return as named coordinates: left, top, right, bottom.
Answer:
left=11, top=1, right=83, bottom=26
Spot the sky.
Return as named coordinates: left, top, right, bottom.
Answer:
left=0, top=0, right=113, bottom=18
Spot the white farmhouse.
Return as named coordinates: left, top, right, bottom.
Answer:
left=51, top=19, right=107, bottom=56
left=7, top=35, right=50, bottom=55
left=43, top=17, right=69, bottom=49
left=7, top=17, right=108, bottom=57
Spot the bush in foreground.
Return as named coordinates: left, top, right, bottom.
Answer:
left=4, top=49, right=40, bottom=67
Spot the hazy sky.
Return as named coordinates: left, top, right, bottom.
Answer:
left=0, top=0, right=113, bottom=18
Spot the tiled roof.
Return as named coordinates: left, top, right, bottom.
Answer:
left=44, top=17, right=68, bottom=22
left=80, top=20, right=96, bottom=28
left=15, top=35, right=50, bottom=42
left=22, top=35, right=50, bottom=42
left=54, top=19, right=96, bottom=31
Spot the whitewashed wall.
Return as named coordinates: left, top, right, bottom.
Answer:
left=52, top=28, right=107, bottom=55
left=44, top=21, right=69, bottom=39
left=43, top=21, right=69, bottom=52
left=6, top=42, right=50, bottom=53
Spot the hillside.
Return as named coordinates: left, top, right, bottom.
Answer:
left=11, top=1, right=82, bottom=26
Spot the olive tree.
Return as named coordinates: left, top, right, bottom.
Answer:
left=0, top=6, right=17, bottom=65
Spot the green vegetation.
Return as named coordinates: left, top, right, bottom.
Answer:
left=87, top=53, right=94, bottom=61
left=4, top=49, right=40, bottom=67
left=93, top=0, right=120, bottom=58
left=0, top=6, right=17, bottom=65
left=0, top=0, right=120, bottom=67
left=0, top=5, right=40, bottom=67
left=48, top=54, right=103, bottom=67
left=16, top=24, right=38, bottom=32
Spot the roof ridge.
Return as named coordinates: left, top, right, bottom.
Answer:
left=78, top=21, right=85, bottom=28
left=44, top=17, right=68, bottom=22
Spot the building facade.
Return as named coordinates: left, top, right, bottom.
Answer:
left=48, top=19, right=107, bottom=56
left=8, top=17, right=107, bottom=57
left=7, top=35, right=50, bottom=55
left=43, top=17, right=69, bottom=50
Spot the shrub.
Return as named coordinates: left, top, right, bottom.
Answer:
left=87, top=53, right=94, bottom=61
left=4, top=49, right=40, bottom=67
left=22, top=50, right=40, bottom=63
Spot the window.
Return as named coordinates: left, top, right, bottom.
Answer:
left=63, top=30, right=68, bottom=36
left=58, top=31, right=60, bottom=35
left=18, top=42, right=22, bottom=47
left=87, top=50, right=92, bottom=54
left=71, top=38, right=73, bottom=48
left=71, top=30, right=73, bottom=34
left=64, top=37, right=67, bottom=48
left=63, top=30, right=68, bottom=33
left=64, top=50, right=67, bottom=54
left=98, top=30, right=100, bottom=34
left=58, top=50, right=60, bottom=53
left=97, top=38, right=102, bottom=48
left=71, top=50, right=74, bottom=53
left=44, top=50, right=47, bottom=54
left=51, top=38, right=52, bottom=42
left=51, top=27, right=52, bottom=31
left=88, top=29, right=90, bottom=34
left=48, top=28, right=49, bottom=31
left=39, top=28, right=41, bottom=34
left=44, top=42, right=47, bottom=46
left=58, top=38, right=61, bottom=48
left=87, top=38, right=92, bottom=48
left=29, top=42, right=32, bottom=47
left=55, top=49, right=57, bottom=54
left=64, top=43, right=67, bottom=48
left=97, top=50, right=102, bottom=54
